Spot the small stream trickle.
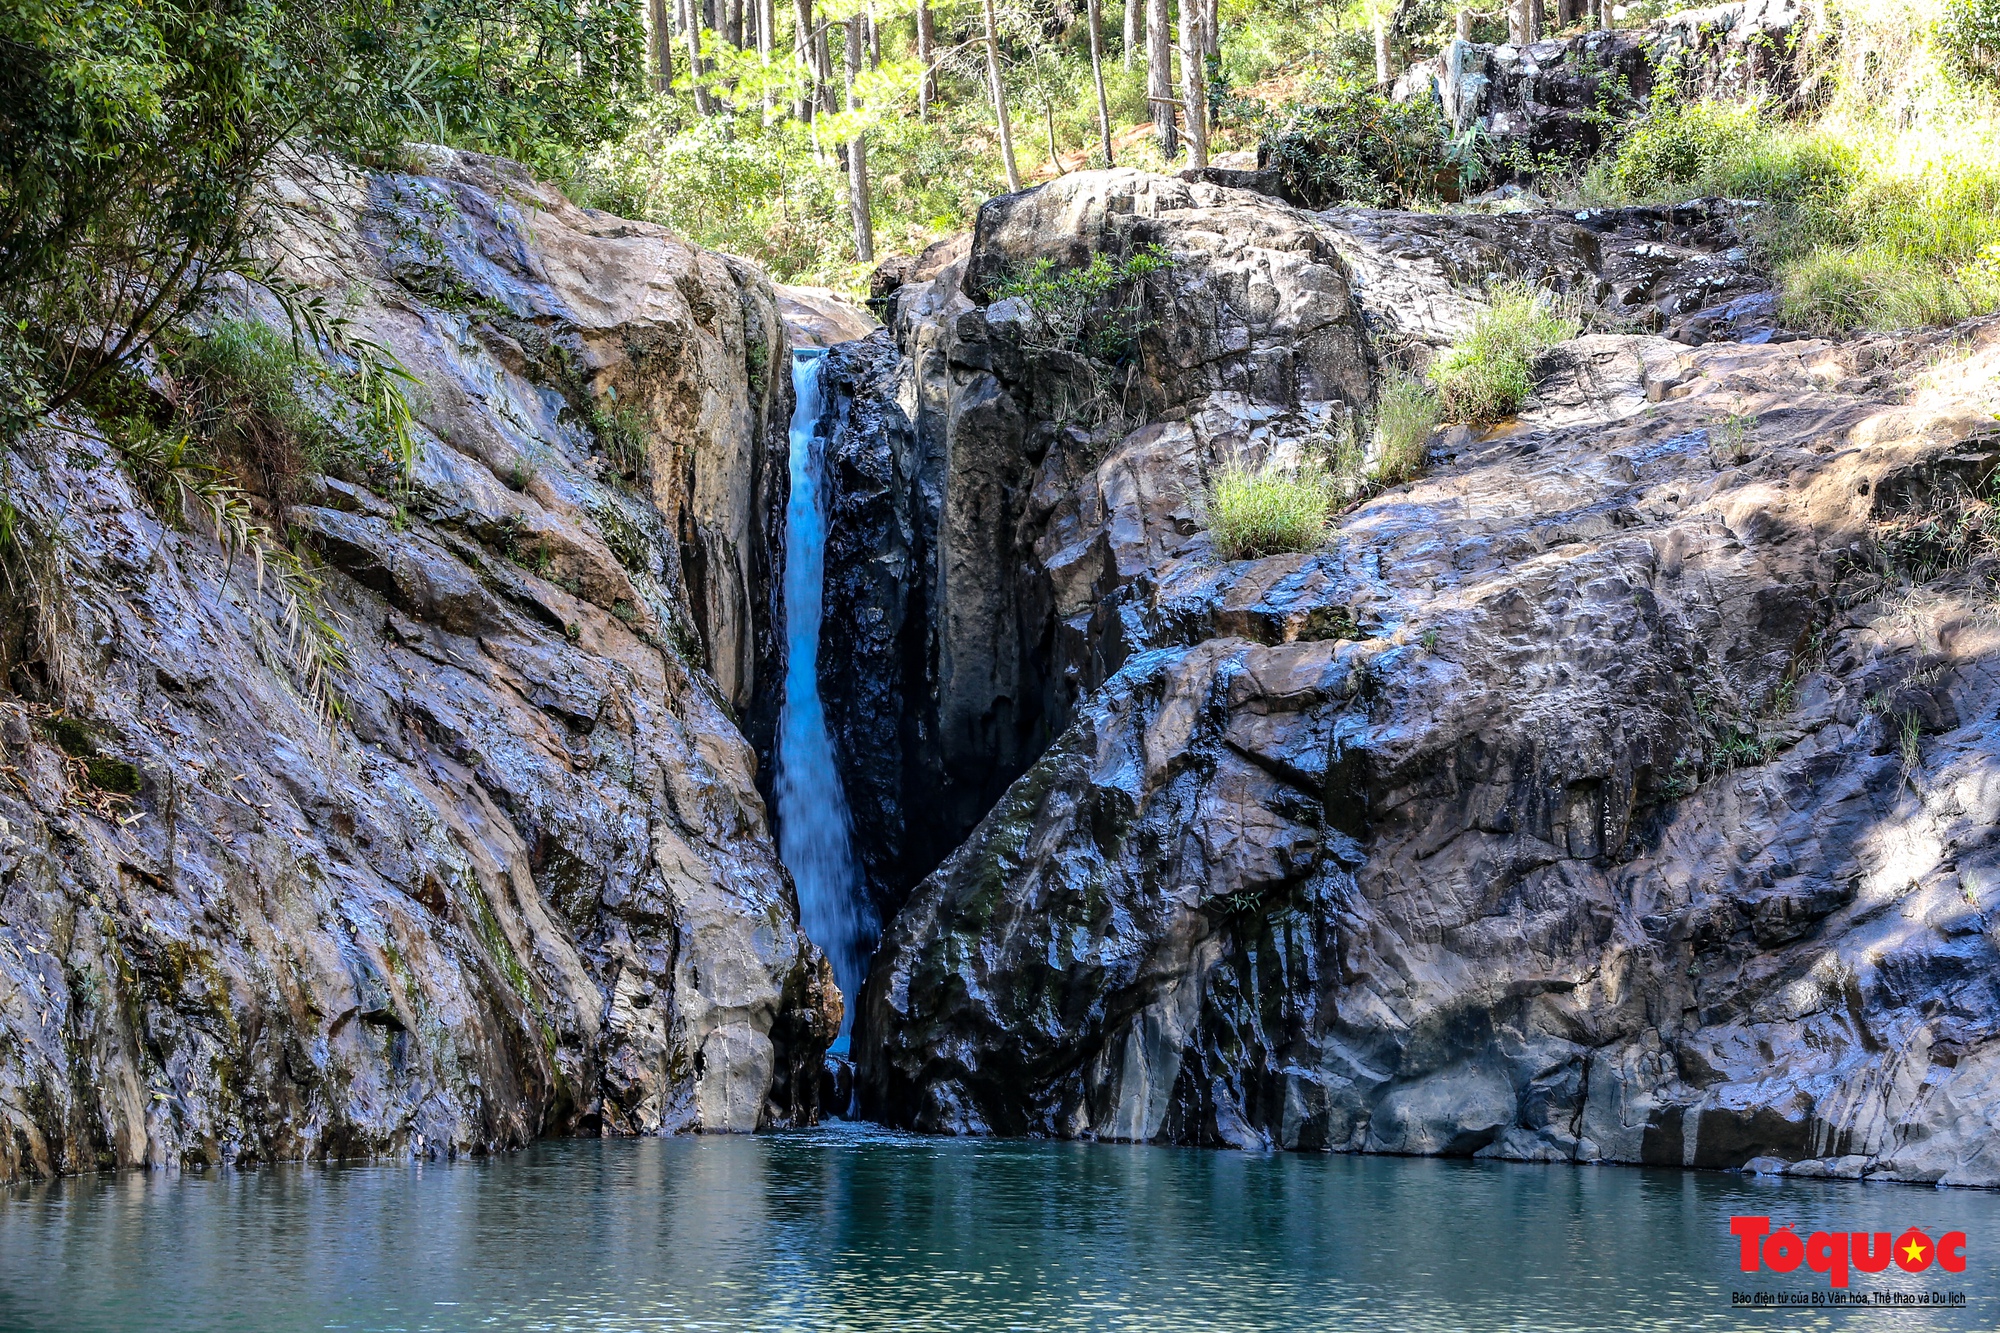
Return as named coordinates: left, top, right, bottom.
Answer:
left=776, top=348, right=874, bottom=1054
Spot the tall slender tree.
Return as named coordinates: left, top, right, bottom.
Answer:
left=982, top=0, right=1022, bottom=190
left=759, top=0, right=777, bottom=123
left=793, top=0, right=816, bottom=120
left=684, top=0, right=714, bottom=112
left=1179, top=0, right=1206, bottom=167
left=917, top=0, right=937, bottom=116
left=1123, top=0, right=1136, bottom=70
left=845, top=13, right=875, bottom=260
left=651, top=0, right=675, bottom=89
left=816, top=22, right=836, bottom=115
left=1147, top=0, right=1175, bottom=159
left=1087, top=0, right=1115, bottom=167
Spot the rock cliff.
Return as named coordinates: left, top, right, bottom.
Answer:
left=853, top=168, right=2000, bottom=1187
left=1393, top=0, right=1823, bottom=165
left=0, top=148, right=838, bottom=1180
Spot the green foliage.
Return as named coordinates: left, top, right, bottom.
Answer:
left=1251, top=78, right=1460, bottom=208
left=1430, top=284, right=1580, bottom=424
left=1369, top=373, right=1438, bottom=486
left=1940, top=0, right=2000, bottom=84
left=594, top=104, right=994, bottom=287
left=1600, top=99, right=1760, bottom=199
left=1198, top=460, right=1339, bottom=560
left=590, top=398, right=649, bottom=485
left=163, top=318, right=411, bottom=504
left=1, top=0, right=341, bottom=414
left=355, top=0, right=645, bottom=182
left=0, top=0, right=601, bottom=432
left=991, top=244, right=1173, bottom=362
left=1583, top=82, right=2000, bottom=334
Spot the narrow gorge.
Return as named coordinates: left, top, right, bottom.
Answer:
left=6, top=109, right=2000, bottom=1200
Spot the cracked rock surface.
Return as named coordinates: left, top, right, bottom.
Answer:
left=0, top=148, right=836, bottom=1181
left=857, top=166, right=2000, bottom=1186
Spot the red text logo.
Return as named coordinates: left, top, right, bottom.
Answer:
left=1731, top=1216, right=1967, bottom=1290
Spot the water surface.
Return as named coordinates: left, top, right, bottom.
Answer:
left=2, top=1126, right=1993, bottom=1331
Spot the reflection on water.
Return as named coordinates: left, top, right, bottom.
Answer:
left=0, top=1125, right=1992, bottom=1331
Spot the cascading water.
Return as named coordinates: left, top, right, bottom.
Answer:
left=776, top=349, right=875, bottom=1056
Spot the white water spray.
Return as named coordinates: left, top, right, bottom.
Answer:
left=776, top=349, right=874, bottom=1055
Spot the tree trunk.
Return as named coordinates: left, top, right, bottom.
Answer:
left=1373, top=15, right=1392, bottom=86
left=651, top=0, right=674, bottom=90
left=816, top=23, right=835, bottom=116
left=758, top=0, right=776, bottom=124
left=1087, top=0, right=1116, bottom=168
left=1147, top=0, right=1176, bottom=160
left=1509, top=0, right=1527, bottom=43
left=1527, top=0, right=1543, bottom=41
left=1456, top=6, right=1471, bottom=41
left=1202, top=0, right=1218, bottom=57
left=917, top=0, right=937, bottom=117
left=1123, top=0, right=1136, bottom=70
left=982, top=0, right=1022, bottom=191
left=846, top=14, right=875, bottom=261
left=1180, top=0, right=1207, bottom=167
left=867, top=0, right=881, bottom=67
left=684, top=0, right=713, bottom=113
left=793, top=0, right=814, bottom=121
left=726, top=0, right=742, bottom=48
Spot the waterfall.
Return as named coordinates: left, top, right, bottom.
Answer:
left=776, top=349, right=874, bottom=1056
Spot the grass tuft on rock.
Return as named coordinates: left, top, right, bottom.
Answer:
left=1199, top=461, right=1339, bottom=561
left=1370, top=373, right=1440, bottom=485
left=1430, top=284, right=1579, bottom=425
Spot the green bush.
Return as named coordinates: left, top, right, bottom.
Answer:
left=1199, top=460, right=1338, bottom=560
left=1370, top=374, right=1439, bottom=485
left=158, top=318, right=411, bottom=504
left=1254, top=79, right=1456, bottom=208
left=991, top=245, right=1173, bottom=360
left=1600, top=100, right=1759, bottom=199
left=1430, top=284, right=1579, bottom=424
left=1940, top=0, right=2000, bottom=84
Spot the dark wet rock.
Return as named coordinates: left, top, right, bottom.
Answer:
left=815, top=330, right=943, bottom=913
left=861, top=169, right=2000, bottom=1187
left=0, top=147, right=837, bottom=1181
left=1323, top=199, right=1776, bottom=348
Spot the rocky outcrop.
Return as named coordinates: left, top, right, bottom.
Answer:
left=1324, top=200, right=1776, bottom=347
left=849, top=172, right=1380, bottom=901
left=815, top=330, right=939, bottom=912
left=1395, top=0, right=1823, bottom=164
left=0, top=148, right=838, bottom=1180
left=853, top=171, right=1772, bottom=888
left=857, top=164, right=2000, bottom=1187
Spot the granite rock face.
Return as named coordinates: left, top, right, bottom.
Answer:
left=845, top=171, right=1380, bottom=902
left=1324, top=200, right=1775, bottom=348
left=1396, top=1, right=1822, bottom=164
left=0, top=148, right=837, bottom=1181
left=856, top=165, right=2000, bottom=1187
left=849, top=171, right=1772, bottom=897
